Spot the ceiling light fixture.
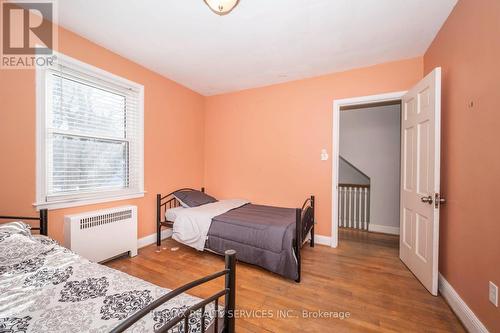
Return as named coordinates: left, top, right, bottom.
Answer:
left=204, top=0, right=240, bottom=15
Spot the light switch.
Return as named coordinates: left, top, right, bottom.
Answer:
left=321, top=149, right=329, bottom=161
left=490, top=281, right=498, bottom=307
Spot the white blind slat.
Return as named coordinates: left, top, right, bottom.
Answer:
left=46, top=68, right=141, bottom=198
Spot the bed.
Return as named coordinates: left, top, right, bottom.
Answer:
left=156, top=188, right=315, bottom=282
left=0, top=210, right=236, bottom=333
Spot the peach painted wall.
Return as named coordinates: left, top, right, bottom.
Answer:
left=0, top=25, right=205, bottom=243
left=204, top=58, right=423, bottom=236
left=424, top=0, right=500, bottom=330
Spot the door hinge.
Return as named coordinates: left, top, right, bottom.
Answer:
left=435, top=193, right=446, bottom=208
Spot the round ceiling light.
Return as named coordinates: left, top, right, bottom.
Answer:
left=204, top=0, right=240, bottom=15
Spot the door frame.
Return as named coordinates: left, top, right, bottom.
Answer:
left=331, top=91, right=407, bottom=248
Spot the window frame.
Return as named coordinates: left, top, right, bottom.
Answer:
left=35, top=52, right=144, bottom=210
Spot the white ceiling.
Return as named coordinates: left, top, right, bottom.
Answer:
left=55, top=0, right=457, bottom=96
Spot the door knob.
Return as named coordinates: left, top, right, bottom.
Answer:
left=421, top=195, right=433, bottom=204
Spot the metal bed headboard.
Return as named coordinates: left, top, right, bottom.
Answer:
left=158, top=187, right=204, bottom=209
left=0, top=209, right=48, bottom=236
left=156, top=188, right=204, bottom=247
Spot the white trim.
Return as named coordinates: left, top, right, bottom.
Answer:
left=35, top=59, right=46, bottom=209
left=35, top=51, right=145, bottom=211
left=368, top=223, right=400, bottom=235
left=439, top=273, right=490, bottom=333
left=137, top=229, right=173, bottom=249
left=332, top=91, right=406, bottom=248
left=51, top=51, right=144, bottom=91
left=314, top=234, right=332, bottom=246
left=33, top=191, right=145, bottom=210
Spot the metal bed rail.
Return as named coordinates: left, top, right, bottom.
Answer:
left=110, top=249, right=236, bottom=333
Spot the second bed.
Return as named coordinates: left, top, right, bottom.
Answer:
left=156, top=188, right=315, bottom=282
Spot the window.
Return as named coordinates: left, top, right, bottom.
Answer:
left=36, top=53, right=144, bottom=209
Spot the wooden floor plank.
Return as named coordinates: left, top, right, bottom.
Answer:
left=106, top=229, right=464, bottom=332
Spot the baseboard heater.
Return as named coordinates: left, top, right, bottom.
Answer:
left=64, top=205, right=138, bottom=263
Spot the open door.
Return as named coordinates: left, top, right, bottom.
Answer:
left=400, top=68, right=444, bottom=295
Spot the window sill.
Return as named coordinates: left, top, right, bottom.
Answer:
left=33, top=191, right=146, bottom=211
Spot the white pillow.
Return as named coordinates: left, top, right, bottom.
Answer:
left=165, top=206, right=185, bottom=221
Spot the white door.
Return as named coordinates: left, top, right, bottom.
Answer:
left=400, top=68, right=443, bottom=295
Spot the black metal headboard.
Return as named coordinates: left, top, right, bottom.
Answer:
left=156, top=188, right=205, bottom=248
left=0, top=209, right=48, bottom=236
left=158, top=188, right=204, bottom=211
left=157, top=188, right=205, bottom=223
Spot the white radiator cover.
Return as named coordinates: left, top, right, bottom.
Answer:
left=64, top=205, right=138, bottom=262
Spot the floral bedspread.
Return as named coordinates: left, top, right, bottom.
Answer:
left=0, top=223, right=219, bottom=333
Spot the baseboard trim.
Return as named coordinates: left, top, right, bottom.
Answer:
left=137, top=229, right=172, bottom=249
left=314, top=234, right=332, bottom=246
left=439, top=273, right=489, bottom=333
left=304, top=231, right=331, bottom=247
left=368, top=223, right=400, bottom=235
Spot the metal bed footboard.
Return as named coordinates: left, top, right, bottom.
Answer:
left=295, top=195, right=315, bottom=283
left=110, top=249, right=236, bottom=333
left=0, top=209, right=48, bottom=236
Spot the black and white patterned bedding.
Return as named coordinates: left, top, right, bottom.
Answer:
left=0, top=222, right=221, bottom=333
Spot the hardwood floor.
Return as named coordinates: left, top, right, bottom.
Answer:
left=106, top=229, right=464, bottom=332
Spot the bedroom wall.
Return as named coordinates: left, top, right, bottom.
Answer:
left=424, top=0, right=500, bottom=330
left=204, top=57, right=423, bottom=237
left=0, top=24, right=205, bottom=243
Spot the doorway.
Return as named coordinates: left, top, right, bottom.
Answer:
left=338, top=100, right=402, bottom=242
left=331, top=91, right=406, bottom=248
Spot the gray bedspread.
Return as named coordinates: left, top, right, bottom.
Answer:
left=206, top=204, right=298, bottom=280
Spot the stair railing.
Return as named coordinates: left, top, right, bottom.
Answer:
left=338, top=183, right=370, bottom=230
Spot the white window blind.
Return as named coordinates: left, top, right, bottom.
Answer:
left=36, top=54, right=144, bottom=208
